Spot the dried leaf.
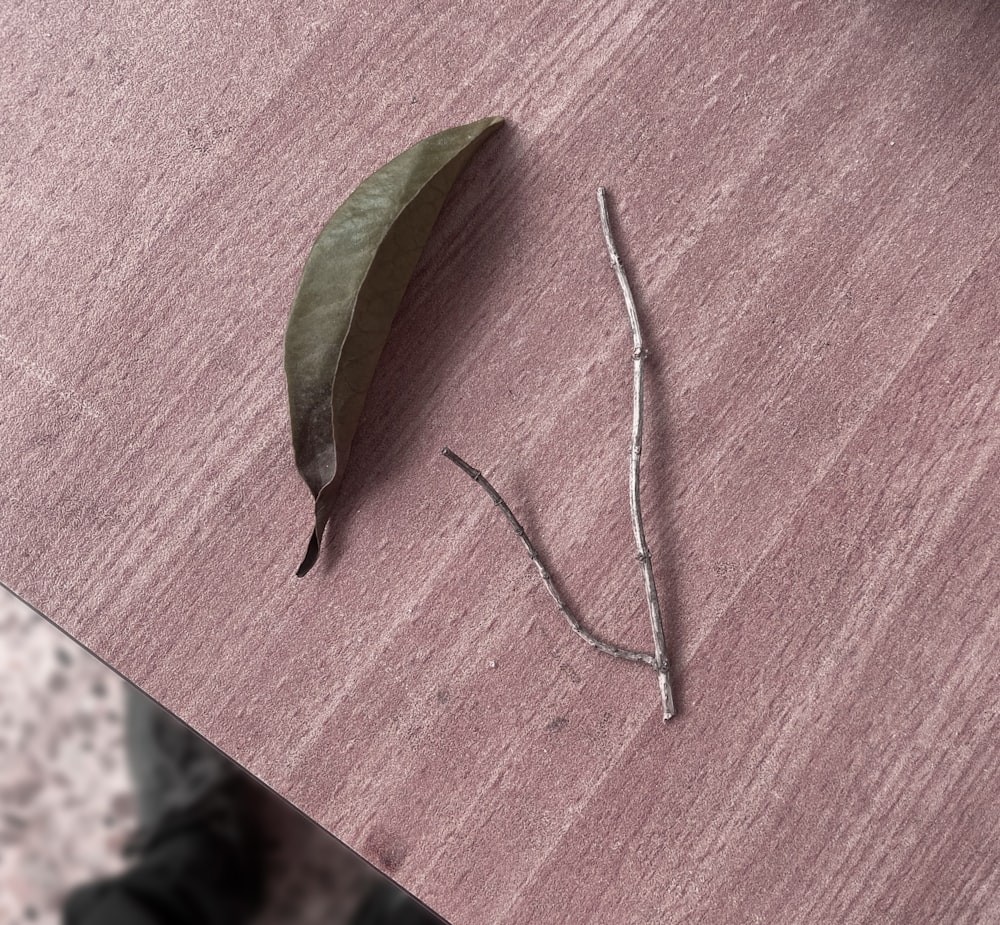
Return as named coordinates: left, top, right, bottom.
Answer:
left=285, top=116, right=504, bottom=576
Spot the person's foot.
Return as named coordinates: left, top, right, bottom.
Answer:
left=124, top=687, right=238, bottom=844
left=64, top=688, right=265, bottom=924
left=125, top=687, right=264, bottom=917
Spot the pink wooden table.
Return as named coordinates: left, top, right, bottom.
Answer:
left=3, top=2, right=1000, bottom=922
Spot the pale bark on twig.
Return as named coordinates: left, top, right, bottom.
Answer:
left=441, top=187, right=677, bottom=721
left=597, top=186, right=676, bottom=720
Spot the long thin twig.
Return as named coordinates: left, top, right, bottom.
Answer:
left=441, top=448, right=657, bottom=668
left=598, top=186, right=676, bottom=720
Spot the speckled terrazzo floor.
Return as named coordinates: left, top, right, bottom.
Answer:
left=0, top=586, right=133, bottom=924
left=0, top=584, right=389, bottom=925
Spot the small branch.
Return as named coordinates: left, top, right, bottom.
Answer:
left=441, top=448, right=658, bottom=669
left=598, top=186, right=676, bottom=721
left=439, top=188, right=677, bottom=724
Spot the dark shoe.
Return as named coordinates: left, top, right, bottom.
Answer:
left=62, top=688, right=265, bottom=925
left=125, top=687, right=238, bottom=846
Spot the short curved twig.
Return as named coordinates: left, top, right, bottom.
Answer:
left=442, top=448, right=657, bottom=669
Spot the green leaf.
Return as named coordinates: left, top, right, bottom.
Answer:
left=284, top=116, right=504, bottom=577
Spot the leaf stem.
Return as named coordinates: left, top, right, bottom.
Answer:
left=597, top=186, right=676, bottom=721
left=441, top=448, right=658, bottom=669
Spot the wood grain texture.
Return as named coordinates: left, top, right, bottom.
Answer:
left=2, top=1, right=999, bottom=922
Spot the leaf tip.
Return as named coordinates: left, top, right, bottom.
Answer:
left=473, top=115, right=505, bottom=137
